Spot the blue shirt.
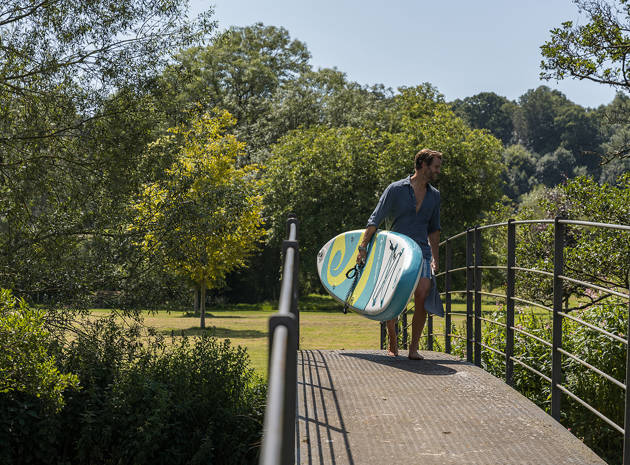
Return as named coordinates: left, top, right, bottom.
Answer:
left=366, top=176, right=441, bottom=258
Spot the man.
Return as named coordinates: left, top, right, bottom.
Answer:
left=357, top=149, right=442, bottom=360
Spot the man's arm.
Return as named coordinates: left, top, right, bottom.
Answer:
left=428, top=229, right=440, bottom=273
left=358, top=184, right=394, bottom=265
left=356, top=225, right=377, bottom=265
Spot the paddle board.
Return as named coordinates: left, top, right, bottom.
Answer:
left=316, top=229, right=423, bottom=321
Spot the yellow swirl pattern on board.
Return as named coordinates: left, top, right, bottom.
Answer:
left=326, top=232, right=365, bottom=287
left=349, top=232, right=378, bottom=305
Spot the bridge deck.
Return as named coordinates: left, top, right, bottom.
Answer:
left=297, top=349, right=605, bottom=465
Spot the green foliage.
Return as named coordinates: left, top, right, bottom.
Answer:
left=553, top=174, right=630, bottom=292
left=513, top=86, right=601, bottom=160
left=541, top=0, right=630, bottom=166
left=535, top=147, right=576, bottom=186
left=131, top=110, right=266, bottom=293
left=449, top=299, right=628, bottom=465
left=161, top=23, right=311, bottom=161
left=0, top=0, right=213, bottom=305
left=0, top=289, right=78, bottom=464
left=265, top=126, right=384, bottom=288
left=379, top=86, right=505, bottom=238
left=451, top=92, right=515, bottom=145
left=66, top=319, right=265, bottom=465
left=268, top=68, right=393, bottom=136
left=502, top=144, right=538, bottom=199
left=598, top=93, right=630, bottom=178
left=484, top=174, right=629, bottom=308
left=541, top=0, right=630, bottom=91
left=0, top=289, right=77, bottom=409
left=265, top=85, right=504, bottom=290
left=1, top=312, right=266, bottom=464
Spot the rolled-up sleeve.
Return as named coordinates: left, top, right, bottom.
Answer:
left=367, top=184, right=394, bottom=228
left=428, top=192, right=441, bottom=233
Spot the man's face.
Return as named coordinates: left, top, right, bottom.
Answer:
left=424, top=157, right=442, bottom=182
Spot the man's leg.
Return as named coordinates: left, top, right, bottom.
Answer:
left=386, top=318, right=398, bottom=356
left=408, top=277, right=431, bottom=360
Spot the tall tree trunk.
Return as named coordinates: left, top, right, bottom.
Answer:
left=200, top=285, right=206, bottom=328
left=193, top=285, right=199, bottom=314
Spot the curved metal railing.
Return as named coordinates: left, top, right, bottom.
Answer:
left=382, top=217, right=630, bottom=464
left=259, top=215, right=299, bottom=465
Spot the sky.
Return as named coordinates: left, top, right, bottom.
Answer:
left=189, top=0, right=619, bottom=109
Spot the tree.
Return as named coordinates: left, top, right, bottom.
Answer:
left=510, top=86, right=602, bottom=177
left=502, top=144, right=538, bottom=199
left=264, top=126, right=384, bottom=289
left=160, top=23, right=311, bottom=161
left=265, top=85, right=504, bottom=289
left=485, top=173, right=629, bottom=309
left=451, top=92, right=515, bottom=145
left=554, top=104, right=601, bottom=171
left=131, top=111, right=266, bottom=327
left=541, top=0, right=630, bottom=163
left=269, top=68, right=393, bottom=133
left=0, top=0, right=213, bottom=305
left=535, top=147, right=576, bottom=186
left=541, top=0, right=630, bottom=92
left=378, top=86, right=505, bottom=238
left=598, top=93, right=630, bottom=182
left=513, top=86, right=567, bottom=154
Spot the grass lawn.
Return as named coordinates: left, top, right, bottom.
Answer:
left=94, top=293, right=538, bottom=378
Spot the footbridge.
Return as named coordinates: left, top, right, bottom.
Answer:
left=260, top=215, right=630, bottom=465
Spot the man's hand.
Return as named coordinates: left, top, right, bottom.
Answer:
left=431, top=257, right=438, bottom=274
left=356, top=248, right=367, bottom=266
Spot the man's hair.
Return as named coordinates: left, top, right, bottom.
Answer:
left=414, top=149, right=443, bottom=170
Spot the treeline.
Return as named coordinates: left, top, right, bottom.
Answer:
left=1, top=1, right=628, bottom=310
left=452, top=89, right=630, bottom=199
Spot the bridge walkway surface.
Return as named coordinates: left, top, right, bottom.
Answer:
left=297, top=349, right=605, bottom=465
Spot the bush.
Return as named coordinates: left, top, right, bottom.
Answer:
left=0, top=303, right=266, bottom=465
left=0, top=289, right=79, bottom=464
left=447, top=300, right=627, bottom=465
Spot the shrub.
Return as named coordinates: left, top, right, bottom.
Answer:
left=1, top=307, right=266, bottom=465
left=447, top=300, right=627, bottom=465
left=0, top=289, right=79, bottom=464
left=60, top=317, right=266, bottom=465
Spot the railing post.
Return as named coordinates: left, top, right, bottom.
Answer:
left=380, top=321, right=386, bottom=350
left=474, top=226, right=482, bottom=367
left=623, top=286, right=630, bottom=465
left=445, top=239, right=452, bottom=354
left=466, top=228, right=474, bottom=363
left=402, top=309, right=408, bottom=350
left=551, top=217, right=565, bottom=421
left=427, top=313, right=434, bottom=351
left=505, top=219, right=516, bottom=386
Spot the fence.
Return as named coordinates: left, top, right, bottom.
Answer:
left=381, top=217, right=630, bottom=464
left=259, top=214, right=300, bottom=465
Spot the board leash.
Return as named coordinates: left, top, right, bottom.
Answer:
left=343, top=262, right=364, bottom=314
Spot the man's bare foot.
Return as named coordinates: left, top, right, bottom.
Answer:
left=387, top=345, right=399, bottom=356
left=408, top=351, right=424, bottom=360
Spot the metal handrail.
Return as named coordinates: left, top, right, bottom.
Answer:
left=558, top=311, right=627, bottom=345
left=384, top=217, right=630, bottom=465
left=511, top=326, right=553, bottom=348
left=558, top=219, right=630, bottom=231
left=259, top=215, right=300, bottom=465
left=513, top=266, right=554, bottom=278
left=558, top=274, right=630, bottom=300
